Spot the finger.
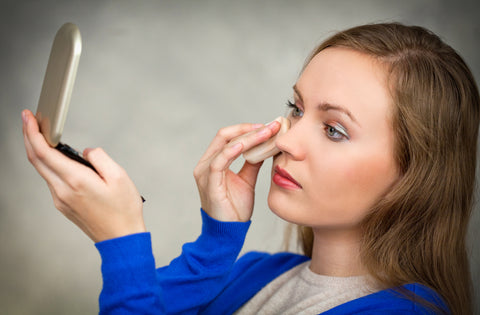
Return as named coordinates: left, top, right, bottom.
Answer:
left=237, top=160, right=264, bottom=188
left=22, top=118, right=78, bottom=209
left=209, top=142, right=244, bottom=173
left=24, top=135, right=62, bottom=186
left=199, top=123, right=263, bottom=163
left=83, top=147, right=125, bottom=183
left=207, top=142, right=244, bottom=189
left=84, top=148, right=144, bottom=207
left=194, top=123, right=263, bottom=181
left=196, top=122, right=280, bottom=183
left=22, top=109, right=95, bottom=180
left=22, top=110, right=65, bottom=182
left=229, top=120, right=281, bottom=152
left=23, top=110, right=88, bottom=174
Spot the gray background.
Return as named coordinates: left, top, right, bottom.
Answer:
left=1, top=0, right=479, bottom=314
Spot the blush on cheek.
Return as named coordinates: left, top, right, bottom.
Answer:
left=342, top=154, right=397, bottom=205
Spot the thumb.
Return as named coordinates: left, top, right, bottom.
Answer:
left=238, top=160, right=264, bottom=188
left=83, top=147, right=124, bottom=181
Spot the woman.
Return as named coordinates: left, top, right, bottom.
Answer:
left=22, top=23, right=478, bottom=314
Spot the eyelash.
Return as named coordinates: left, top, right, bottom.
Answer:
left=286, top=100, right=303, bottom=117
left=323, top=123, right=350, bottom=141
left=285, top=100, right=350, bottom=141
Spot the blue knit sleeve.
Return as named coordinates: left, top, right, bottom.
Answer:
left=95, top=209, right=250, bottom=315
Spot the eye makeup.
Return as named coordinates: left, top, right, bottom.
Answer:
left=285, top=100, right=303, bottom=118
left=292, top=84, right=360, bottom=127
left=285, top=99, right=351, bottom=141
left=324, top=121, right=350, bottom=141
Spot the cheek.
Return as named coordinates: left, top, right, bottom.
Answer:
left=343, top=155, right=395, bottom=195
left=309, top=148, right=397, bottom=218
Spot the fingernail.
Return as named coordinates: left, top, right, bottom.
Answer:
left=22, top=110, right=28, bottom=125
left=252, top=123, right=264, bottom=130
left=257, top=126, right=270, bottom=136
left=266, top=117, right=281, bottom=129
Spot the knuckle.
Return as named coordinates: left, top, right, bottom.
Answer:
left=209, top=149, right=234, bottom=173
left=216, top=127, right=228, bottom=139
left=52, top=198, right=62, bottom=210
left=48, top=185, right=72, bottom=213
left=67, top=176, right=85, bottom=192
left=26, top=151, right=36, bottom=164
left=53, top=195, right=68, bottom=215
left=209, top=161, right=222, bottom=173
left=87, top=147, right=102, bottom=159
left=222, top=146, right=234, bottom=159
left=110, top=167, right=127, bottom=182
left=35, top=147, right=48, bottom=162
left=54, top=187, right=72, bottom=206
left=193, top=162, right=208, bottom=179
left=193, top=166, right=201, bottom=179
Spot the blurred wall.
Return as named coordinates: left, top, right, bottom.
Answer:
left=1, top=0, right=479, bottom=313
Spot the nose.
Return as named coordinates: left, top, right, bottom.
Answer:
left=275, top=118, right=306, bottom=160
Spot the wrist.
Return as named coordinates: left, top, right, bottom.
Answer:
left=92, top=220, right=147, bottom=243
left=202, top=205, right=252, bottom=223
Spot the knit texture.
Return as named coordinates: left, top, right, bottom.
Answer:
left=95, top=209, right=448, bottom=314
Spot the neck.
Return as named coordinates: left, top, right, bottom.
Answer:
left=309, top=227, right=367, bottom=277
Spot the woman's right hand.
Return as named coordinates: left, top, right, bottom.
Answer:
left=22, top=109, right=146, bottom=243
left=193, top=121, right=281, bottom=222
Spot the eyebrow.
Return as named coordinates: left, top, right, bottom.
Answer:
left=293, top=85, right=360, bottom=126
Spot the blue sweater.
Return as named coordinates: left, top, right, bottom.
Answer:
left=95, top=210, right=448, bottom=314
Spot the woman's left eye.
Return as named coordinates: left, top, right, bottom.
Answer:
left=324, top=123, right=350, bottom=141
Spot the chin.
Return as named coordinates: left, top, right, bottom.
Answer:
left=267, top=186, right=304, bottom=225
left=267, top=186, right=285, bottom=218
left=268, top=185, right=366, bottom=230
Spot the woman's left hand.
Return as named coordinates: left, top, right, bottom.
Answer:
left=193, top=121, right=280, bottom=222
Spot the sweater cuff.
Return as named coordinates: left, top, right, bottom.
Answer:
left=179, top=209, right=251, bottom=267
left=200, top=208, right=251, bottom=240
left=95, top=233, right=157, bottom=289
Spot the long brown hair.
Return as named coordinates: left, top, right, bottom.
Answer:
left=293, top=23, right=479, bottom=314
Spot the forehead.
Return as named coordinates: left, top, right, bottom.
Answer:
left=296, top=47, right=392, bottom=124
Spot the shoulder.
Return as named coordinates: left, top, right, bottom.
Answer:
left=323, top=283, right=448, bottom=315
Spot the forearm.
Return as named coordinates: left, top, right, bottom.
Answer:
left=95, top=209, right=250, bottom=314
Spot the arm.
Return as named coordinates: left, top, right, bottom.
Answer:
left=22, top=109, right=278, bottom=240
left=96, top=210, right=250, bottom=314
left=94, top=121, right=282, bottom=314
left=22, top=109, right=280, bottom=313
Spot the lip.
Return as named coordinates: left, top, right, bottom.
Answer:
left=273, top=165, right=302, bottom=189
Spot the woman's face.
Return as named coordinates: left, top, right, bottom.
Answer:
left=268, top=47, right=398, bottom=230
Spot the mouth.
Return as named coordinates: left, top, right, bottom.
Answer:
left=273, top=165, right=302, bottom=189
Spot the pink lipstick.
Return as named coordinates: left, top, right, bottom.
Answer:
left=273, top=166, right=302, bottom=189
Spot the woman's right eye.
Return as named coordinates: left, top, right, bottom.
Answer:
left=286, top=101, right=304, bottom=118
